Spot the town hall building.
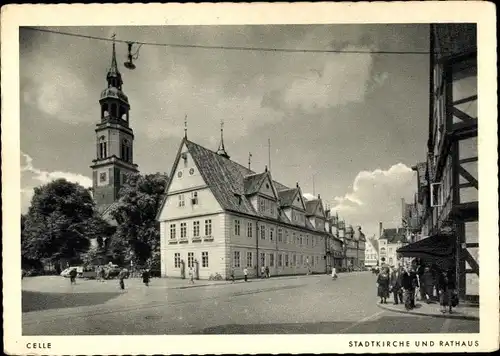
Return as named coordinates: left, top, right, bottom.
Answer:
left=156, top=130, right=332, bottom=280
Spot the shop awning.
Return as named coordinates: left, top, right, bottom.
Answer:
left=397, top=234, right=455, bottom=258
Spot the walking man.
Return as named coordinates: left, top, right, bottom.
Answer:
left=230, top=268, right=235, bottom=283
left=118, top=268, right=127, bottom=290
left=69, top=268, right=77, bottom=285
left=390, top=266, right=403, bottom=305
left=142, top=269, right=150, bottom=287
left=265, top=266, right=270, bottom=278
left=243, top=267, right=248, bottom=282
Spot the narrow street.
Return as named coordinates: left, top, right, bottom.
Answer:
left=22, top=272, right=478, bottom=335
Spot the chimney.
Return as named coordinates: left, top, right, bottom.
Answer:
left=379, top=222, right=383, bottom=239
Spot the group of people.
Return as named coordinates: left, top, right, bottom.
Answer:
left=376, top=263, right=458, bottom=313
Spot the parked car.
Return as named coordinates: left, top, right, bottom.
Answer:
left=102, top=264, right=128, bottom=279
left=61, top=266, right=81, bottom=278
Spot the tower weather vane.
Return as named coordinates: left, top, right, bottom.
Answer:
left=184, top=114, right=188, bottom=139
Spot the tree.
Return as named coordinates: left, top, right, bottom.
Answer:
left=21, top=179, right=102, bottom=268
left=109, top=172, right=168, bottom=267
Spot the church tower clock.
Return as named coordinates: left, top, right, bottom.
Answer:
left=90, top=39, right=138, bottom=208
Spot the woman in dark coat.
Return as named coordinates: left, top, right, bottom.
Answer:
left=420, top=266, right=435, bottom=303
left=438, top=269, right=456, bottom=313
left=376, top=268, right=390, bottom=304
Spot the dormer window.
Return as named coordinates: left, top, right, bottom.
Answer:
left=189, top=168, right=195, bottom=175
left=177, top=171, right=183, bottom=178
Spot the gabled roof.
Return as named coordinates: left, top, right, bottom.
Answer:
left=278, top=188, right=298, bottom=207
left=368, top=237, right=379, bottom=252
left=381, top=228, right=407, bottom=244
left=244, top=172, right=268, bottom=195
left=305, top=199, right=320, bottom=216
left=156, top=138, right=332, bottom=236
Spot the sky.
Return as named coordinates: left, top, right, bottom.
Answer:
left=20, top=24, right=430, bottom=239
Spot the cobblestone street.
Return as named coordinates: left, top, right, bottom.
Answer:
left=22, top=272, right=479, bottom=335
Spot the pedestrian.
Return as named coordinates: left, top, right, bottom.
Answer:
left=420, top=266, right=435, bottom=303
left=409, top=266, right=419, bottom=307
left=230, top=268, right=235, bottom=283
left=376, top=268, right=390, bottom=304
left=69, top=267, right=77, bottom=285
left=142, top=269, right=150, bottom=287
left=100, top=265, right=106, bottom=282
left=260, top=265, right=265, bottom=279
left=389, top=266, right=403, bottom=305
left=438, top=268, right=457, bottom=314
left=118, top=268, right=127, bottom=290
left=189, top=266, right=194, bottom=284
left=331, top=267, right=338, bottom=280
left=243, top=267, right=248, bottom=282
left=265, top=266, right=270, bottom=278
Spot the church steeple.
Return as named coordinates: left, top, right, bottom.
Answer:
left=216, top=120, right=230, bottom=159
left=106, top=35, right=123, bottom=90
left=91, top=37, right=138, bottom=209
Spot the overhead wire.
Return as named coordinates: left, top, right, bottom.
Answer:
left=22, top=26, right=432, bottom=55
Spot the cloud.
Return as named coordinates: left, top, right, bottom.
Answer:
left=302, top=193, right=316, bottom=201
left=331, top=163, right=416, bottom=238
left=21, top=152, right=92, bottom=213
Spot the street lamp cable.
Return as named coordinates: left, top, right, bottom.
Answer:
left=23, top=26, right=432, bottom=55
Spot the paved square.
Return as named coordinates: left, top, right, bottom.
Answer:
left=22, top=272, right=479, bottom=335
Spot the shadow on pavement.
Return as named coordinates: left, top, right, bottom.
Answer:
left=22, top=291, right=122, bottom=312
left=194, top=315, right=480, bottom=334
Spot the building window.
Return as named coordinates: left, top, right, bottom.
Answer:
left=269, top=253, right=275, bottom=267
left=202, top=251, right=209, bottom=268
left=300, top=235, right=303, bottom=245
left=292, top=232, right=296, bottom=244
left=178, top=194, right=185, bottom=207
left=180, top=223, right=187, bottom=238
left=285, top=231, right=289, bottom=244
left=99, top=136, right=107, bottom=159
left=191, top=191, right=198, bottom=205
left=177, top=171, right=183, bottom=178
left=278, top=253, right=283, bottom=267
left=293, top=254, right=297, bottom=267
left=260, top=225, right=266, bottom=240
left=170, top=224, right=176, bottom=239
left=300, top=255, right=303, bottom=266
left=174, top=253, right=181, bottom=268
left=234, top=220, right=241, bottom=236
left=312, top=256, right=315, bottom=266
left=205, top=219, right=212, bottom=236
left=306, top=237, right=309, bottom=246
left=189, top=167, right=195, bottom=175
left=260, top=252, right=265, bottom=267
left=285, top=254, right=289, bottom=267
left=269, top=227, right=274, bottom=241
left=193, top=221, right=200, bottom=237
left=259, top=198, right=265, bottom=212
left=247, top=222, right=253, bottom=238
left=246, top=252, right=253, bottom=267
left=233, top=251, right=240, bottom=268
left=316, top=256, right=319, bottom=266
left=188, top=252, right=194, bottom=268
left=278, top=228, right=283, bottom=242
left=121, top=139, right=131, bottom=163
left=99, top=172, right=107, bottom=183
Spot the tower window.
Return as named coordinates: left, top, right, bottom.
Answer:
left=98, top=136, right=107, bottom=159
left=99, top=172, right=107, bottom=182
left=121, top=139, right=131, bottom=163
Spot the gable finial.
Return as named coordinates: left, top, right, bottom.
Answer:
left=265, top=165, right=268, bottom=172
left=296, top=182, right=299, bottom=188
left=248, top=152, right=252, bottom=170
left=184, top=114, right=188, bottom=139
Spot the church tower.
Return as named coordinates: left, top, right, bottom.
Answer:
left=90, top=39, right=138, bottom=208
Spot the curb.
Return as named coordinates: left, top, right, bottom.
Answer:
left=376, top=303, right=479, bottom=321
